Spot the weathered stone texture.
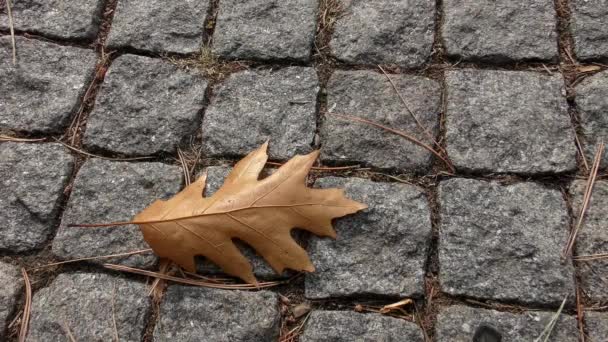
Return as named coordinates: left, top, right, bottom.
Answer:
left=28, top=272, right=150, bottom=341
left=84, top=54, right=208, bottom=156
left=575, top=70, right=608, bottom=168
left=202, top=67, right=318, bottom=160
left=585, top=312, right=608, bottom=341
left=570, top=0, right=608, bottom=61
left=445, top=69, right=576, bottom=174
left=0, top=143, right=73, bottom=252
left=155, top=286, right=280, bottom=341
left=106, top=0, right=208, bottom=54
left=306, top=177, right=431, bottom=299
left=0, top=36, right=96, bottom=134
left=439, top=179, right=575, bottom=306
left=330, top=0, right=435, bottom=67
left=0, top=262, right=22, bottom=341
left=443, top=0, right=559, bottom=62
left=213, top=0, right=318, bottom=62
left=52, top=159, right=182, bottom=268
left=300, top=311, right=424, bottom=342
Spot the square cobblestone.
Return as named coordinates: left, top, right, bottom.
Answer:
left=570, top=180, right=608, bottom=302
left=575, top=70, right=608, bottom=168
left=28, top=272, right=150, bottom=341
left=585, top=312, right=608, bottom=341
left=300, top=311, right=424, bottom=341
left=435, top=305, right=578, bottom=341
left=0, top=36, right=97, bottom=134
left=330, top=0, right=435, bottom=67
left=202, top=67, right=318, bottom=160
left=106, top=0, right=208, bottom=54
left=305, top=177, right=432, bottom=299
left=83, top=54, right=208, bottom=156
left=321, top=70, right=441, bottom=171
left=155, top=286, right=280, bottom=341
left=439, top=179, right=575, bottom=306
left=0, top=0, right=103, bottom=40
left=570, top=0, right=608, bottom=61
left=0, top=262, right=22, bottom=341
left=212, top=0, right=318, bottom=62
left=445, top=69, right=577, bottom=174
left=442, top=0, right=559, bottom=63
left=1, top=143, right=73, bottom=252
left=52, top=159, right=182, bottom=268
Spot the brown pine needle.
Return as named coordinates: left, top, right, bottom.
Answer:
left=574, top=252, right=608, bottom=261
left=111, top=283, right=119, bottom=342
left=266, top=161, right=360, bottom=171
left=329, top=112, right=455, bottom=172
left=103, top=263, right=286, bottom=289
left=576, top=286, right=585, bottom=342
left=53, top=138, right=154, bottom=161
left=0, top=135, right=45, bottom=142
left=18, top=268, right=32, bottom=342
left=62, top=321, right=77, bottom=342
left=563, top=142, right=605, bottom=257
left=28, top=248, right=153, bottom=270
left=5, top=0, right=16, bottom=65
left=177, top=148, right=191, bottom=186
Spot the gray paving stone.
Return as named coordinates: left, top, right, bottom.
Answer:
left=52, top=159, right=182, bottom=268
left=300, top=310, right=424, bottom=342
left=83, top=54, right=208, bottom=156
left=585, top=312, right=608, bottom=341
left=202, top=67, right=318, bottom=160
left=321, top=70, right=441, bottom=171
left=27, top=272, right=150, bottom=342
left=435, top=305, right=579, bottom=341
left=0, top=143, right=73, bottom=252
left=443, top=0, right=559, bottom=63
left=213, top=0, right=318, bottom=62
left=306, top=177, right=431, bottom=299
left=155, top=286, right=280, bottom=341
left=570, top=180, right=608, bottom=302
left=106, top=0, right=208, bottom=54
left=439, top=178, right=575, bottom=306
left=445, top=69, right=577, bottom=174
left=330, top=0, right=434, bottom=67
left=0, top=36, right=96, bottom=134
left=570, top=0, right=608, bottom=61
left=575, top=70, right=608, bottom=169
left=0, top=262, right=22, bottom=341
left=0, top=0, right=103, bottom=40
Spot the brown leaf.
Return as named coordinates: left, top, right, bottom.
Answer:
left=133, top=142, right=366, bottom=284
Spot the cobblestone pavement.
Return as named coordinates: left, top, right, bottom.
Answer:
left=1, top=0, right=607, bottom=341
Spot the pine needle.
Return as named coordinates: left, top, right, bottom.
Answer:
left=5, top=0, right=16, bottom=65
left=18, top=268, right=32, bottom=342
left=534, top=296, right=568, bottom=342
left=28, top=248, right=153, bottom=270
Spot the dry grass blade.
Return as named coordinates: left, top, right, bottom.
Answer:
left=28, top=248, right=152, bottom=270
left=533, top=295, right=567, bottom=342
left=0, top=135, right=45, bottom=142
left=329, top=112, right=455, bottom=173
left=5, top=0, right=16, bottom=64
left=53, top=138, right=154, bottom=161
left=18, top=268, right=32, bottom=342
left=62, top=321, right=77, bottom=342
left=563, top=142, right=605, bottom=257
left=574, top=252, right=608, bottom=261
left=103, top=263, right=286, bottom=289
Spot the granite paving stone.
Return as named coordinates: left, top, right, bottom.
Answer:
left=52, top=159, right=182, bottom=268
left=321, top=70, right=441, bottom=171
left=306, top=177, right=431, bottom=299
left=155, top=286, right=280, bottom=341
left=570, top=0, right=608, bottom=61
left=445, top=69, right=577, bottom=174
left=585, top=312, right=608, bottom=341
left=330, top=0, right=434, bottom=67
left=443, top=0, right=559, bottom=63
left=439, top=178, right=575, bottom=306
left=0, top=262, right=22, bottom=341
left=570, top=180, right=608, bottom=302
left=0, top=36, right=97, bottom=134
left=0, top=143, right=73, bottom=252
left=435, top=305, right=578, bottom=341
left=27, top=272, right=150, bottom=342
left=213, top=0, right=318, bottom=62
left=0, top=0, right=103, bottom=40
left=202, top=67, right=318, bottom=160
left=300, top=311, right=424, bottom=342
left=106, top=0, right=208, bottom=54
left=575, top=70, right=608, bottom=168
left=83, top=54, right=208, bottom=156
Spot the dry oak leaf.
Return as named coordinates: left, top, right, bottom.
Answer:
left=133, top=142, right=367, bottom=284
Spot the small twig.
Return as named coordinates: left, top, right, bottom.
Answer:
left=53, top=138, right=154, bottom=161
left=534, top=295, right=568, bottom=342
left=563, top=142, right=605, bottom=257
left=28, top=248, right=153, bottom=270
left=62, top=321, right=77, bottom=342
left=5, top=0, right=16, bottom=64
left=18, top=268, right=32, bottom=342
